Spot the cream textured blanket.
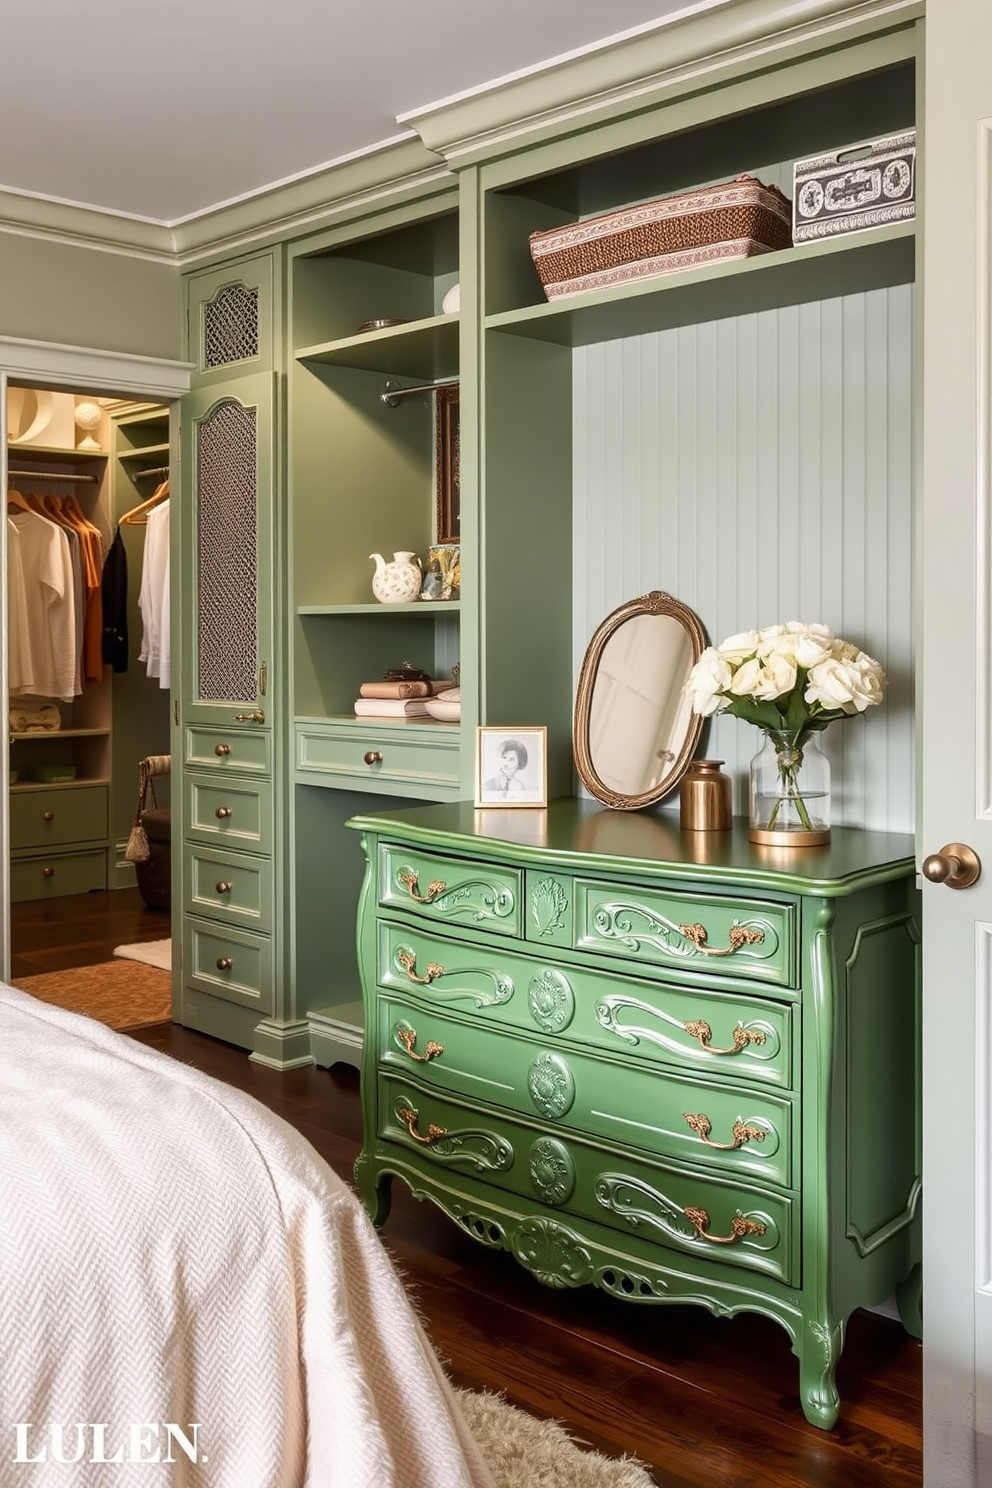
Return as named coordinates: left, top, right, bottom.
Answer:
left=0, top=985, right=495, bottom=1488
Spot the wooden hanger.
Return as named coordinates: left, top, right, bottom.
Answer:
left=120, top=479, right=169, bottom=527
left=6, top=488, right=32, bottom=513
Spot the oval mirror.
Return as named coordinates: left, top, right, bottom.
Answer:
left=572, top=591, right=706, bottom=811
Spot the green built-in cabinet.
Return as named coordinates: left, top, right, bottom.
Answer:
left=350, top=801, right=922, bottom=1429
left=176, top=7, right=921, bottom=1066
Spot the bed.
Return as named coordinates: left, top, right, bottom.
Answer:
left=0, top=984, right=495, bottom=1487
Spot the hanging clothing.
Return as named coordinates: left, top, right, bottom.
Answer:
left=7, top=506, right=76, bottom=702
left=7, top=519, right=34, bottom=696
left=101, top=526, right=129, bottom=672
left=138, top=498, right=170, bottom=689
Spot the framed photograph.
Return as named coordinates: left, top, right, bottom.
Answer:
left=475, top=726, right=548, bottom=808
left=434, top=384, right=460, bottom=544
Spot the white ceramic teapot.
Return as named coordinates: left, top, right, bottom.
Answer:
left=369, top=551, right=422, bottom=604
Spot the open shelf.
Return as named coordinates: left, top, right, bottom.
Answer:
left=298, top=602, right=460, bottom=616
left=296, top=314, right=458, bottom=378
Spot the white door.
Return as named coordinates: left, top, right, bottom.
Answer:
left=922, top=1, right=992, bottom=1481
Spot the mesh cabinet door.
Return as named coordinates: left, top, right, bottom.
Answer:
left=180, top=374, right=275, bottom=726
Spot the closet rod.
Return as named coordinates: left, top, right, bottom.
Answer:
left=134, top=465, right=170, bottom=480
left=8, top=469, right=97, bottom=483
left=380, top=377, right=459, bottom=408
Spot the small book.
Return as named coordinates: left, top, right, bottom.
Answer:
left=359, top=680, right=432, bottom=699
left=354, top=697, right=430, bottom=718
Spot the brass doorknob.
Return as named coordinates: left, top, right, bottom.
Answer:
left=922, top=842, right=981, bottom=889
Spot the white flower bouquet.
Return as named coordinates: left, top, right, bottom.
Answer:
left=684, top=622, right=887, bottom=838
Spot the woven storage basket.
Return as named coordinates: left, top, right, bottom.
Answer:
left=529, top=174, right=793, bottom=301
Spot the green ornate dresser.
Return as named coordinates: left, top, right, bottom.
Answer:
left=348, top=799, right=921, bottom=1428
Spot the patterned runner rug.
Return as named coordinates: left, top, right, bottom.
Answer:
left=13, top=960, right=172, bottom=1030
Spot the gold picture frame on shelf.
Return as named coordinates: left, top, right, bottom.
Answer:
left=474, top=726, right=548, bottom=808
left=435, top=384, right=459, bottom=544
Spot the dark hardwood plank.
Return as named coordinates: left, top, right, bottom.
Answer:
left=12, top=892, right=923, bottom=1488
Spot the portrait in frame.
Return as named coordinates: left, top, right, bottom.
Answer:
left=474, top=726, right=548, bottom=808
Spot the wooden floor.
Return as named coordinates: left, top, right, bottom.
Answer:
left=11, top=890, right=923, bottom=1488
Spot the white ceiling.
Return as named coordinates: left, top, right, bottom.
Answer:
left=1, top=1, right=716, bottom=225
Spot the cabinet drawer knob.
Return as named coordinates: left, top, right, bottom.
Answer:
left=397, top=1105, right=446, bottom=1145
left=683, top=1112, right=766, bottom=1151
left=364, top=750, right=383, bottom=765
left=397, top=870, right=446, bottom=904
left=682, top=1205, right=767, bottom=1246
left=678, top=921, right=765, bottom=956
left=215, top=880, right=233, bottom=894
left=215, top=806, right=232, bottom=819
left=684, top=1019, right=767, bottom=1056
left=216, top=957, right=233, bottom=971
left=397, top=950, right=444, bottom=985
left=396, top=1025, right=444, bottom=1062
left=42, top=811, right=55, bottom=822
left=42, top=866, right=55, bottom=879
left=214, top=744, right=231, bottom=757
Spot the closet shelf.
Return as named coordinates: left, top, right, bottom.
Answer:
left=118, top=443, right=170, bottom=462
left=9, top=728, right=111, bottom=741
left=486, top=222, right=916, bottom=346
left=10, top=777, right=111, bottom=792
left=298, top=602, right=460, bottom=616
left=7, top=442, right=108, bottom=460
left=296, top=313, right=458, bottom=378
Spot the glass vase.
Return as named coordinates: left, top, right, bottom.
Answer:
left=748, top=730, right=831, bottom=846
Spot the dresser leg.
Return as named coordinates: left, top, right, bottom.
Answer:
left=895, top=1263, right=923, bottom=1339
left=353, top=1156, right=393, bottom=1227
left=798, top=1314, right=844, bottom=1429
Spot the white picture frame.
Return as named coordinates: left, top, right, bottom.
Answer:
left=474, top=726, right=548, bottom=808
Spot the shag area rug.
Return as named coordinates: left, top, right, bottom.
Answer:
left=114, top=938, right=172, bottom=971
left=14, top=960, right=172, bottom=1030
left=455, top=1389, right=656, bottom=1488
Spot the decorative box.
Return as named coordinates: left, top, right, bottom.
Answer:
left=792, top=131, right=915, bottom=243
left=528, top=174, right=793, bottom=301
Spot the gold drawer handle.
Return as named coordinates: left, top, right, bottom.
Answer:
left=43, top=811, right=55, bottom=822
left=215, top=744, right=231, bottom=757
left=233, top=710, right=265, bottom=724
left=683, top=1206, right=767, bottom=1245
left=678, top=922, right=765, bottom=956
left=398, top=1106, right=446, bottom=1145
left=216, top=957, right=233, bottom=971
left=215, top=880, right=233, bottom=894
left=684, top=1019, right=767, bottom=1055
left=397, top=1027, right=444, bottom=1062
left=398, top=870, right=446, bottom=904
left=397, top=950, right=444, bottom=985
left=683, top=1112, right=766, bottom=1150
left=215, top=806, right=232, bottom=819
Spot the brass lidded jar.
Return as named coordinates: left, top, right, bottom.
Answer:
left=679, top=759, right=733, bottom=832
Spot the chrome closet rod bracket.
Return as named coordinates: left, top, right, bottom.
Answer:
left=380, top=377, right=459, bottom=408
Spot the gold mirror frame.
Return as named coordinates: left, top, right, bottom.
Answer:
left=572, top=591, right=707, bottom=811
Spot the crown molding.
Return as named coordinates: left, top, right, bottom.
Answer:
left=0, top=335, right=192, bottom=399
left=172, top=136, right=450, bottom=267
left=401, top=0, right=924, bottom=167
left=0, top=189, right=175, bottom=262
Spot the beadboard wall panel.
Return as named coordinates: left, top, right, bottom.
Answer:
left=573, top=284, right=915, bottom=831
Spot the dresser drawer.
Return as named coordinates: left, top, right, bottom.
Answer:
left=296, top=721, right=460, bottom=798
left=376, top=920, right=793, bottom=1088
left=185, top=725, right=271, bottom=775
left=185, top=772, right=272, bottom=853
left=10, top=849, right=107, bottom=902
left=377, top=843, right=523, bottom=938
left=9, top=785, right=108, bottom=849
left=378, top=995, right=796, bottom=1187
left=183, top=844, right=273, bottom=929
left=378, top=1073, right=797, bottom=1283
left=183, top=916, right=273, bottom=1013
left=571, top=878, right=796, bottom=988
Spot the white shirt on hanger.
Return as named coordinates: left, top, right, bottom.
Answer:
left=138, top=498, right=170, bottom=689
left=8, top=508, right=76, bottom=702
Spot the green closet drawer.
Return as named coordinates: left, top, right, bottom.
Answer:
left=9, top=785, right=108, bottom=850
left=296, top=720, right=460, bottom=799
left=377, top=994, right=796, bottom=1188
left=377, top=1073, right=796, bottom=1284
left=378, top=842, right=522, bottom=937
left=183, top=844, right=272, bottom=929
left=185, top=772, right=272, bottom=853
left=10, top=849, right=107, bottom=902
left=185, top=725, right=271, bottom=775
left=375, top=920, right=793, bottom=1088
left=183, top=916, right=273, bottom=1014
left=573, top=879, right=797, bottom=988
